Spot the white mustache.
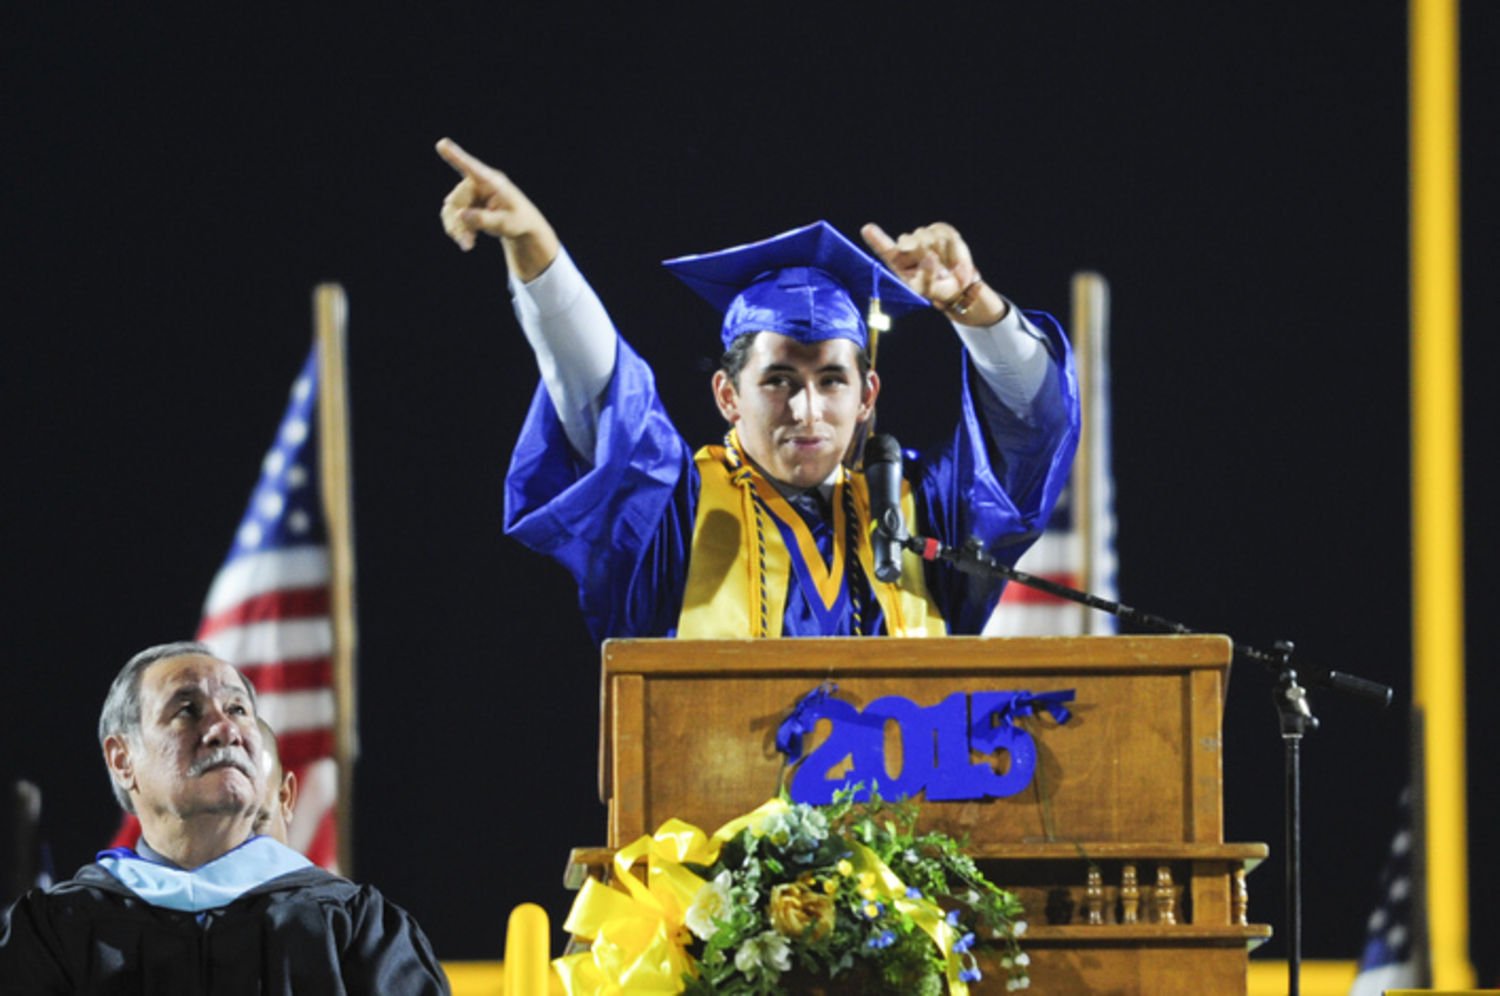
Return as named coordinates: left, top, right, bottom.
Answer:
left=188, top=747, right=254, bottom=778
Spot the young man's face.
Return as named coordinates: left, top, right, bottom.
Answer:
left=713, top=332, right=879, bottom=490
left=109, top=654, right=266, bottom=824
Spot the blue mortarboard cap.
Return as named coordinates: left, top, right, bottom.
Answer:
left=662, top=221, right=931, bottom=351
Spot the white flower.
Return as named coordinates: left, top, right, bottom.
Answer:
left=685, top=871, right=735, bottom=940
left=1015, top=952, right=1030, bottom=966
left=755, top=806, right=828, bottom=856
left=733, top=930, right=793, bottom=976
left=1011, top=919, right=1028, bottom=937
left=757, top=810, right=790, bottom=842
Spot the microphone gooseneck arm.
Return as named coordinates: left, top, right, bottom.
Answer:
left=905, top=528, right=1390, bottom=996
left=902, top=533, right=1393, bottom=708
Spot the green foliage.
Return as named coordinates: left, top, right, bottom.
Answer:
left=677, top=787, right=1030, bottom=994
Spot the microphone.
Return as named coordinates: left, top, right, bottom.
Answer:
left=864, top=434, right=905, bottom=583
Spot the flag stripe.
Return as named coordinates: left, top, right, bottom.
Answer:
left=999, top=574, right=1081, bottom=604
left=986, top=605, right=1084, bottom=637
left=996, top=535, right=1080, bottom=574
left=199, top=618, right=333, bottom=666
left=203, top=548, right=331, bottom=616
left=304, top=809, right=339, bottom=871
left=198, top=587, right=331, bottom=637
left=279, top=728, right=337, bottom=762
left=284, top=756, right=338, bottom=869
left=256, top=688, right=338, bottom=734
left=239, top=657, right=333, bottom=694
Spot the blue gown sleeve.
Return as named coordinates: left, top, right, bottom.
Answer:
left=503, top=339, right=697, bottom=642
left=913, top=309, right=1081, bottom=634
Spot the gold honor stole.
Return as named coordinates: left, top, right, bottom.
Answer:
left=678, top=438, right=947, bottom=639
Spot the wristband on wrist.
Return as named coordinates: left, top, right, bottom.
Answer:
left=940, top=274, right=986, bottom=317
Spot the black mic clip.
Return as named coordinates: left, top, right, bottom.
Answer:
left=864, top=434, right=906, bottom=584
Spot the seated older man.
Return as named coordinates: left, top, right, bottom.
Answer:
left=0, top=642, right=450, bottom=993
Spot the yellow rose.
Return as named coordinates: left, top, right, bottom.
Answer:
left=768, top=882, right=836, bottom=941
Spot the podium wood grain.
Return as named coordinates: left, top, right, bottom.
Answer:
left=588, top=635, right=1271, bottom=994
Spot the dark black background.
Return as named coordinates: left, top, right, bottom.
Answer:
left=4, top=2, right=1495, bottom=977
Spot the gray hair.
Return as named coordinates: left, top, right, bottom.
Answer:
left=99, top=641, right=258, bottom=813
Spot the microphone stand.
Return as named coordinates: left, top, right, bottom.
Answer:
left=894, top=531, right=1392, bottom=996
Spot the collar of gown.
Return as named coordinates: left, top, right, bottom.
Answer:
left=95, top=835, right=314, bottom=912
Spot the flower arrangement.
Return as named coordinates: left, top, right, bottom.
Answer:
left=554, top=789, right=1030, bottom=995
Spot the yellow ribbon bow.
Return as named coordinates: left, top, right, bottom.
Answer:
left=552, top=799, right=969, bottom=995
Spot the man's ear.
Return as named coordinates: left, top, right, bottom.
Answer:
left=278, top=771, right=299, bottom=823
left=103, top=734, right=136, bottom=797
left=712, top=370, right=740, bottom=423
left=857, top=370, right=882, bottom=422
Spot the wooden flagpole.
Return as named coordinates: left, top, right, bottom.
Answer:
left=314, top=283, right=359, bottom=877
left=1069, top=272, right=1108, bottom=634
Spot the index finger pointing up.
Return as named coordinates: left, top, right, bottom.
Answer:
left=860, top=222, right=898, bottom=264
left=436, top=137, right=487, bottom=179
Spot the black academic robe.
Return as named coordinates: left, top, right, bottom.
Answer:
left=0, top=862, right=449, bottom=994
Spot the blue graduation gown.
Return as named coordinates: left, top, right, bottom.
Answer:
left=504, top=323, right=1079, bottom=643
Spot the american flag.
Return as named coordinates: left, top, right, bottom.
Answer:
left=1350, top=786, right=1424, bottom=995
left=197, top=346, right=341, bottom=870
left=108, top=346, right=344, bottom=870
left=987, top=487, right=1105, bottom=635
left=987, top=273, right=1117, bottom=637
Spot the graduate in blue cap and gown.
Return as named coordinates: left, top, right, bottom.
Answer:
left=436, top=138, right=1080, bottom=642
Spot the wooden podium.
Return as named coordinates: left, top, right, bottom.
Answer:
left=580, top=635, right=1272, bottom=994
